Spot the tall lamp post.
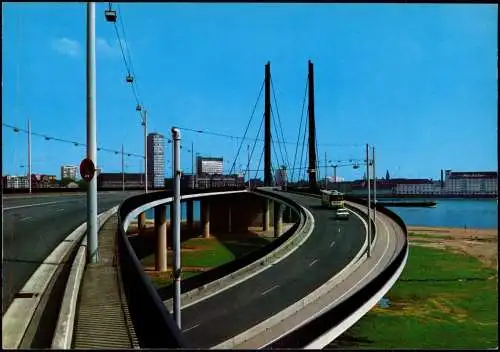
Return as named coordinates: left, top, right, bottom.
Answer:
left=86, top=1, right=98, bottom=263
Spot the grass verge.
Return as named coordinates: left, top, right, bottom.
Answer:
left=327, top=245, right=498, bottom=349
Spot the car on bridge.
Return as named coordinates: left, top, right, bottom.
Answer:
left=335, top=208, right=350, bottom=220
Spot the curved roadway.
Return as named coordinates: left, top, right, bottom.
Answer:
left=181, top=191, right=368, bottom=348
left=2, top=191, right=141, bottom=312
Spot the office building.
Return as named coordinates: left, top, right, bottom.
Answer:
left=443, top=170, right=497, bottom=195
left=197, top=156, right=224, bottom=176
left=97, top=173, right=145, bottom=189
left=61, top=165, right=78, bottom=180
left=147, top=132, right=165, bottom=189
left=3, top=175, right=29, bottom=189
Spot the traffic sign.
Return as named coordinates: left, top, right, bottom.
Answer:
left=80, top=158, right=96, bottom=182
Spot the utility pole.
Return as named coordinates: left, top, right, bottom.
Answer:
left=366, top=143, right=371, bottom=258
left=333, top=165, right=337, bottom=184
left=247, top=144, right=251, bottom=190
left=264, top=61, right=272, bottom=186
left=171, top=127, right=182, bottom=329
left=324, top=151, right=327, bottom=190
left=86, top=2, right=98, bottom=264
left=121, top=144, right=125, bottom=191
left=307, top=60, right=317, bottom=190
left=28, top=119, right=31, bottom=193
left=372, top=145, right=376, bottom=222
left=143, top=110, right=148, bottom=193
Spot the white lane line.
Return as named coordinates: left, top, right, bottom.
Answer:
left=182, top=323, right=200, bottom=333
left=309, top=259, right=319, bottom=267
left=55, top=208, right=65, bottom=212
left=330, top=240, right=336, bottom=248
left=261, top=285, right=280, bottom=296
left=20, top=216, right=33, bottom=221
left=4, top=201, right=61, bottom=211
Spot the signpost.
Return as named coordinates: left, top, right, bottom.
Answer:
left=80, top=157, right=96, bottom=182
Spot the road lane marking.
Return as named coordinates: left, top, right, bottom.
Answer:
left=261, top=285, right=279, bottom=296
left=4, top=201, right=61, bottom=211
left=182, top=323, right=200, bottom=333
left=55, top=208, right=65, bottom=212
left=309, top=259, right=319, bottom=267
left=20, top=216, right=32, bottom=222
left=330, top=240, right=336, bottom=248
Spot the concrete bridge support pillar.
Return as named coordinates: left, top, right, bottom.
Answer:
left=263, top=199, right=270, bottom=231
left=138, top=212, right=146, bottom=233
left=274, top=202, right=283, bottom=238
left=186, top=200, right=194, bottom=230
left=154, top=204, right=167, bottom=272
left=202, top=200, right=211, bottom=238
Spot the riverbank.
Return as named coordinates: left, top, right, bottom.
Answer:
left=407, top=226, right=498, bottom=269
left=326, top=226, right=498, bottom=349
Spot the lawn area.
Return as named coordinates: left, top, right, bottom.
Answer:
left=327, top=245, right=498, bottom=349
left=408, top=232, right=454, bottom=240
left=143, top=234, right=272, bottom=288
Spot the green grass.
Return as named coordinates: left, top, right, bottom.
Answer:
left=408, top=232, right=454, bottom=240
left=328, top=246, right=498, bottom=349
left=182, top=238, right=236, bottom=267
left=141, top=237, right=236, bottom=269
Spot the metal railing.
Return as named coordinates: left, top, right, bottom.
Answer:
left=264, top=187, right=408, bottom=348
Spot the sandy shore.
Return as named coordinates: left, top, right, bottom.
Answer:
left=407, top=226, right=498, bottom=269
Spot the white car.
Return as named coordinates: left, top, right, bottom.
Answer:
left=335, top=208, right=350, bottom=220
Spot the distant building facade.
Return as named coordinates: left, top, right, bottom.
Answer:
left=61, top=165, right=78, bottom=180
left=3, top=175, right=29, bottom=189
left=178, top=174, right=244, bottom=190
left=443, top=170, right=497, bottom=195
left=197, top=156, right=223, bottom=176
left=147, top=132, right=165, bottom=189
left=97, top=173, right=148, bottom=189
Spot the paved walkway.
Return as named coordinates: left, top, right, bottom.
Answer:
left=72, top=214, right=139, bottom=349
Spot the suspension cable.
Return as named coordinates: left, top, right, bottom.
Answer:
left=291, top=78, right=308, bottom=181
left=229, top=79, right=265, bottom=175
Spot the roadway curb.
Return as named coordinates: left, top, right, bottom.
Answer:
left=213, top=203, right=372, bottom=349
left=1, top=206, right=118, bottom=349
left=50, top=206, right=119, bottom=350
left=164, top=195, right=314, bottom=312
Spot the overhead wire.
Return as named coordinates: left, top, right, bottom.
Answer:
left=2, top=122, right=144, bottom=158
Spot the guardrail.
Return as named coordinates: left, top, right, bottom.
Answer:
left=116, top=186, right=274, bottom=348
left=262, top=187, right=408, bottom=348
left=159, top=189, right=306, bottom=300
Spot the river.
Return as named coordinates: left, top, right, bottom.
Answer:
left=143, top=198, right=498, bottom=230
left=384, top=198, right=497, bottom=229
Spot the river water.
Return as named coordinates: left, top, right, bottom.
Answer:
left=384, top=198, right=498, bottom=229
left=143, top=198, right=498, bottom=230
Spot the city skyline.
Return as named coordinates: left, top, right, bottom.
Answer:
left=2, top=3, right=497, bottom=180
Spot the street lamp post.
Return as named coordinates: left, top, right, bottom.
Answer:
left=366, top=143, right=371, bottom=258
left=28, top=119, right=31, bottom=193
left=143, top=110, right=148, bottom=193
left=171, top=127, right=182, bottom=329
left=372, top=146, right=376, bottom=222
left=86, top=1, right=99, bottom=264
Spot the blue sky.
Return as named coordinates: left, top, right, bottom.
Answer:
left=2, top=3, right=497, bottom=181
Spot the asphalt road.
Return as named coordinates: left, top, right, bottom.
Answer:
left=181, top=191, right=367, bottom=348
left=2, top=191, right=141, bottom=313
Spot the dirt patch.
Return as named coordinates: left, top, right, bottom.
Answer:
left=408, top=226, right=498, bottom=270
left=144, top=266, right=213, bottom=276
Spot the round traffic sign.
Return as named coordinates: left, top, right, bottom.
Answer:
left=80, top=158, right=96, bottom=182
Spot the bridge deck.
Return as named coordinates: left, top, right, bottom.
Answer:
left=72, top=214, right=139, bottom=349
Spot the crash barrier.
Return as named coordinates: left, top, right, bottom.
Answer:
left=264, top=187, right=408, bottom=348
